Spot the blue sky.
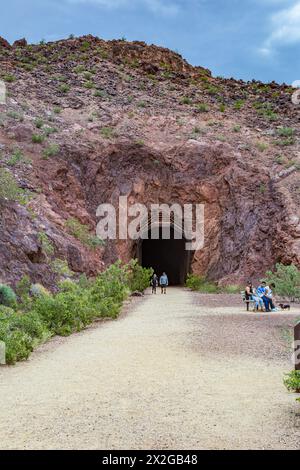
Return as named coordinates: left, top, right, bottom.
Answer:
left=1, top=0, right=300, bottom=84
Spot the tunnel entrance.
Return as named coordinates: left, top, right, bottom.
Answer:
left=136, top=226, right=193, bottom=285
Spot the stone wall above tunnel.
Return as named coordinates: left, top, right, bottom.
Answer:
left=83, top=139, right=299, bottom=285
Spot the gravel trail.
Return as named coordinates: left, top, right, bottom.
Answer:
left=0, top=287, right=299, bottom=450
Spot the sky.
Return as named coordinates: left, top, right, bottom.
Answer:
left=1, top=0, right=300, bottom=84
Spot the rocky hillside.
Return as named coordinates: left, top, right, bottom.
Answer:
left=0, top=34, right=299, bottom=287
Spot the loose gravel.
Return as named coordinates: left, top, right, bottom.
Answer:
left=0, top=288, right=299, bottom=450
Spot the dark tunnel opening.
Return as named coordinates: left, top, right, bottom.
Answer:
left=136, top=226, right=193, bottom=285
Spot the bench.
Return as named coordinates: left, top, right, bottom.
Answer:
left=240, top=291, right=256, bottom=312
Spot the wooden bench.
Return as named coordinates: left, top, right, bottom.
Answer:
left=240, top=291, right=256, bottom=312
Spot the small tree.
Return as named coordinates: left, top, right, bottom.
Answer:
left=265, top=263, right=300, bottom=301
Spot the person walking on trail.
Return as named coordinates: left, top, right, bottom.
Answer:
left=160, top=272, right=169, bottom=294
left=151, top=273, right=158, bottom=294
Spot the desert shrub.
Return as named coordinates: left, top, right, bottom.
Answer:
left=0, top=305, right=14, bottom=316
left=9, top=311, right=48, bottom=342
left=0, top=169, right=25, bottom=203
left=15, top=275, right=32, bottom=310
left=180, top=96, right=192, bottom=105
left=30, top=283, right=50, bottom=298
left=58, top=84, right=70, bottom=93
left=186, top=274, right=205, bottom=291
left=100, top=127, right=116, bottom=139
left=90, top=261, right=129, bottom=312
left=0, top=260, right=151, bottom=364
left=196, top=103, right=209, bottom=113
left=186, top=274, right=219, bottom=293
left=234, top=100, right=244, bottom=110
left=206, top=85, right=220, bottom=96
left=84, top=80, right=95, bottom=89
left=276, top=127, right=295, bottom=137
left=0, top=284, right=17, bottom=308
left=284, top=371, right=300, bottom=393
left=80, top=41, right=90, bottom=51
left=38, top=231, right=54, bottom=256
left=7, top=111, right=23, bottom=121
left=186, top=274, right=219, bottom=294
left=265, top=263, right=300, bottom=301
left=7, top=148, right=24, bottom=166
left=0, top=328, right=34, bottom=365
left=275, top=137, right=295, bottom=147
left=32, top=133, right=44, bottom=144
left=127, top=259, right=153, bottom=293
left=42, top=143, right=60, bottom=159
left=66, top=217, right=103, bottom=249
left=256, top=141, right=268, bottom=152
left=32, top=285, right=96, bottom=336
left=222, top=285, right=242, bottom=294
left=51, top=259, right=73, bottom=277
left=35, top=118, right=44, bottom=129
left=43, top=127, right=58, bottom=136
left=198, top=282, right=219, bottom=293
left=0, top=309, right=35, bottom=364
left=3, top=74, right=16, bottom=83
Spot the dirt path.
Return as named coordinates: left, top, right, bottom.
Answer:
left=0, top=287, right=299, bottom=450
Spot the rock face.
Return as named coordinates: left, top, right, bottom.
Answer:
left=12, top=38, right=27, bottom=48
left=0, top=35, right=299, bottom=287
left=0, top=37, right=11, bottom=49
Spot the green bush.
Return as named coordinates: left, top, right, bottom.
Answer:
left=0, top=284, right=17, bottom=308
left=266, top=263, right=300, bottom=301
left=66, top=217, right=103, bottom=249
left=196, top=103, right=209, bottom=113
left=32, top=286, right=97, bottom=336
left=0, top=260, right=151, bottom=364
left=276, top=127, right=295, bottom=137
left=43, top=144, right=60, bottom=159
left=284, top=371, right=300, bottom=393
left=100, top=127, right=116, bottom=139
left=3, top=74, right=16, bottom=83
left=127, top=259, right=153, bottom=293
left=32, top=134, right=44, bottom=144
left=9, top=311, right=48, bottom=342
left=1, top=329, right=34, bottom=365
left=58, top=84, right=70, bottom=94
left=38, top=231, right=54, bottom=256
left=15, top=275, right=32, bottom=310
left=185, top=274, right=219, bottom=293
left=186, top=274, right=206, bottom=291
left=90, top=261, right=129, bottom=316
left=0, top=169, right=25, bottom=203
left=30, top=283, right=50, bottom=298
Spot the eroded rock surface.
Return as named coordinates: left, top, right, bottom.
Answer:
left=0, top=35, right=299, bottom=286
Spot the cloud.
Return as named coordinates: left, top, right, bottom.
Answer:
left=259, top=1, right=300, bottom=55
left=66, top=0, right=179, bottom=16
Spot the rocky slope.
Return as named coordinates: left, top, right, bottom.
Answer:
left=0, top=35, right=299, bottom=286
